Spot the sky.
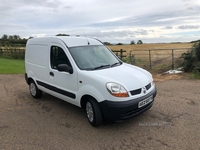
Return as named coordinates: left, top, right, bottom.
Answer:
left=1, top=0, right=200, bottom=43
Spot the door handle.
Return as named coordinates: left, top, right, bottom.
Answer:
left=49, top=72, right=54, bottom=76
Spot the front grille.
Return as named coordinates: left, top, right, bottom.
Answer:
left=145, top=83, right=151, bottom=90
left=130, top=83, right=151, bottom=96
left=130, top=88, right=141, bottom=96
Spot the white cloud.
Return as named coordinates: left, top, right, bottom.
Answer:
left=0, top=0, right=200, bottom=43
left=178, top=25, right=200, bottom=29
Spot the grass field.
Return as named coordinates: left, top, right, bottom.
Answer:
left=108, top=43, right=192, bottom=55
left=0, top=58, right=24, bottom=74
left=108, top=43, right=193, bottom=71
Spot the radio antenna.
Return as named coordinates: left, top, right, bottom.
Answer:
left=83, top=30, right=90, bottom=45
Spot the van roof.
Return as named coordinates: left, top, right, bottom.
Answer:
left=27, top=36, right=103, bottom=47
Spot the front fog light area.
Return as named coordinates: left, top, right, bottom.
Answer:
left=106, top=83, right=129, bottom=97
left=152, top=81, right=155, bottom=87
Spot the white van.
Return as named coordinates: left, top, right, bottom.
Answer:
left=25, top=36, right=157, bottom=126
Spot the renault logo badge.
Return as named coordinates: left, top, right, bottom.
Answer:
left=143, top=87, right=146, bottom=94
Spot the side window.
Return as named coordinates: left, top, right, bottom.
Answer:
left=50, top=46, right=71, bottom=70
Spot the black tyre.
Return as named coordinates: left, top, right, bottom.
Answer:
left=86, top=98, right=103, bottom=127
left=29, top=80, right=42, bottom=98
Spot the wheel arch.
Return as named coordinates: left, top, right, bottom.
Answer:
left=78, top=84, right=107, bottom=108
left=81, top=95, right=97, bottom=109
left=26, top=70, right=37, bottom=85
left=27, top=77, right=34, bottom=85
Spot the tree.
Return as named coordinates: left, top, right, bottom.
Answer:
left=1, top=34, right=8, bottom=40
left=0, top=34, right=26, bottom=45
left=13, top=35, right=21, bottom=40
left=9, top=35, right=13, bottom=40
left=103, top=42, right=112, bottom=45
left=116, top=43, right=123, bottom=45
left=56, top=34, right=70, bottom=36
left=182, top=42, right=200, bottom=72
left=137, top=40, right=143, bottom=44
left=130, top=40, right=135, bottom=45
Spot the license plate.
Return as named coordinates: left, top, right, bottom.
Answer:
left=138, top=95, right=153, bottom=108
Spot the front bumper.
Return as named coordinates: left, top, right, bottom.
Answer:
left=99, top=87, right=157, bottom=122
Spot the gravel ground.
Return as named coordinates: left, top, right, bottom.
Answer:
left=0, top=74, right=200, bottom=150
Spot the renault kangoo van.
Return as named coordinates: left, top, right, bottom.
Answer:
left=25, top=36, right=157, bottom=126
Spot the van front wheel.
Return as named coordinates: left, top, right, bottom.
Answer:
left=29, top=80, right=42, bottom=98
left=86, top=98, right=103, bottom=127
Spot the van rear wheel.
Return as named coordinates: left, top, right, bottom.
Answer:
left=29, top=80, right=42, bottom=98
left=86, top=98, right=103, bottom=127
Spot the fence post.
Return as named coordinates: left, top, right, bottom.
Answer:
left=120, top=49, right=123, bottom=59
left=149, top=50, right=152, bottom=69
left=0, top=47, right=2, bottom=56
left=131, top=54, right=135, bottom=64
left=172, top=49, right=174, bottom=70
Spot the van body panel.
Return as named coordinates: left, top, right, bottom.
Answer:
left=77, top=84, right=107, bottom=106
left=25, top=43, right=49, bottom=88
left=76, top=63, right=154, bottom=101
left=81, top=64, right=152, bottom=91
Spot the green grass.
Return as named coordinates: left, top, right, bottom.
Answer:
left=0, top=58, right=25, bottom=74
left=190, top=72, right=200, bottom=79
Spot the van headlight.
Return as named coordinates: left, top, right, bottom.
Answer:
left=106, top=83, right=129, bottom=97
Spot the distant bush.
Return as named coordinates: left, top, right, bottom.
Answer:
left=56, top=34, right=70, bottom=36
left=116, top=43, right=123, bottom=45
left=190, top=39, right=200, bottom=43
left=137, top=40, right=143, bottom=44
left=130, top=40, right=135, bottom=45
left=103, top=42, right=112, bottom=46
left=182, top=42, right=200, bottom=72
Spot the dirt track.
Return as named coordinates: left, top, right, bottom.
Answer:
left=0, top=74, right=200, bottom=150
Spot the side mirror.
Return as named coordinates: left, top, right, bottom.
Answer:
left=57, top=64, right=73, bottom=74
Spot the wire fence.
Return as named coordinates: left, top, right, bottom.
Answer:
left=129, top=48, right=191, bottom=71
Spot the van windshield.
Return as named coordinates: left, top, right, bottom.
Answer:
left=69, top=45, right=122, bottom=70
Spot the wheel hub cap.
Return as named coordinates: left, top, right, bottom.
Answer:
left=30, top=83, right=36, bottom=96
left=86, top=102, right=94, bottom=122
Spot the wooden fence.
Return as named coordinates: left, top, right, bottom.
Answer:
left=0, top=46, right=191, bottom=71
left=112, top=49, right=126, bottom=59
left=0, top=47, right=25, bottom=59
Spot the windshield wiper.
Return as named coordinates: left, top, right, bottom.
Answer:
left=111, top=62, right=121, bottom=67
left=92, top=64, right=110, bottom=70
left=91, top=62, right=121, bottom=70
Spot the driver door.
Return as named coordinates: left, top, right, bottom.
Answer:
left=49, top=44, right=78, bottom=105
